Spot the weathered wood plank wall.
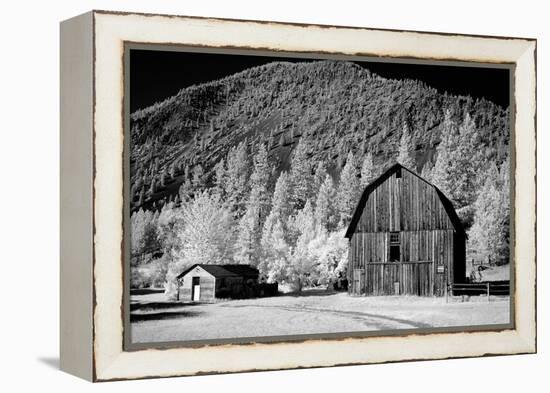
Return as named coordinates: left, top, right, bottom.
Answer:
left=348, top=167, right=463, bottom=297
left=179, top=267, right=216, bottom=302
left=355, top=170, right=454, bottom=233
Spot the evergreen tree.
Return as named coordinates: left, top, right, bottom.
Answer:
left=192, top=164, right=205, bottom=190
left=234, top=145, right=272, bottom=266
left=225, top=141, right=249, bottom=216
left=130, top=209, right=160, bottom=259
left=420, top=159, right=434, bottom=182
left=154, top=157, right=160, bottom=172
left=258, top=172, right=292, bottom=277
left=137, top=187, right=145, bottom=206
left=249, top=144, right=272, bottom=219
left=397, top=122, right=416, bottom=170
left=496, top=156, right=510, bottom=262
left=314, top=174, right=337, bottom=232
left=213, top=159, right=226, bottom=198
left=431, top=111, right=483, bottom=227
left=268, top=172, right=291, bottom=227
left=468, top=155, right=510, bottom=266
left=451, top=112, right=481, bottom=210
left=169, top=162, right=177, bottom=179
left=288, top=139, right=312, bottom=210
left=131, top=209, right=146, bottom=258
left=178, top=177, right=193, bottom=202
left=468, top=164, right=501, bottom=263
left=336, top=151, right=359, bottom=227
left=130, top=183, right=138, bottom=201
left=431, top=110, right=458, bottom=198
left=234, top=205, right=259, bottom=265
left=149, top=178, right=156, bottom=195
left=312, top=161, right=328, bottom=196
left=360, top=152, right=376, bottom=188
left=160, top=170, right=166, bottom=188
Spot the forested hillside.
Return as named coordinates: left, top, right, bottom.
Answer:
left=130, top=60, right=510, bottom=293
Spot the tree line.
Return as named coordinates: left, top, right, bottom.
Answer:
left=131, top=137, right=381, bottom=296
left=130, top=60, right=510, bottom=292
left=131, top=107, right=510, bottom=294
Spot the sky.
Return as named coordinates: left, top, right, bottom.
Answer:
left=130, top=49, right=510, bottom=113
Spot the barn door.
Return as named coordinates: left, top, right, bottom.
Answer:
left=353, top=269, right=364, bottom=295
left=192, top=277, right=201, bottom=301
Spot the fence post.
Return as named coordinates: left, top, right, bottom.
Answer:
left=487, top=282, right=490, bottom=302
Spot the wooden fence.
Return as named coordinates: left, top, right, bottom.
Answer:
left=448, top=281, right=510, bottom=301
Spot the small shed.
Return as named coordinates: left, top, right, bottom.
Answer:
left=345, top=164, right=466, bottom=297
left=176, top=264, right=260, bottom=302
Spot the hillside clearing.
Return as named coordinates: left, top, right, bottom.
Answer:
left=130, top=291, right=509, bottom=343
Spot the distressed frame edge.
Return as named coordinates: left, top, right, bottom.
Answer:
left=92, top=8, right=538, bottom=42
left=511, top=40, right=537, bottom=354
left=90, top=11, right=537, bottom=381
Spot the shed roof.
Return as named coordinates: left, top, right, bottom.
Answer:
left=177, top=264, right=259, bottom=280
left=344, top=163, right=465, bottom=239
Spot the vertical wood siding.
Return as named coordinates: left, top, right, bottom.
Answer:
left=178, top=267, right=216, bottom=302
left=350, top=230, right=454, bottom=296
left=355, top=170, right=455, bottom=233
left=348, top=167, right=464, bottom=297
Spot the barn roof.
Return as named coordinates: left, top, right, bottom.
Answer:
left=344, top=163, right=465, bottom=239
left=177, top=264, right=260, bottom=280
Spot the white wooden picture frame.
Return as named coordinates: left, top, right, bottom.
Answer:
left=60, top=10, right=536, bottom=381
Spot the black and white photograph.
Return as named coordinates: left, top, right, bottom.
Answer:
left=1, top=0, right=545, bottom=387
left=127, top=48, right=512, bottom=345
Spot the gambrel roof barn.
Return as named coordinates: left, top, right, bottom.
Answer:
left=345, top=163, right=466, bottom=296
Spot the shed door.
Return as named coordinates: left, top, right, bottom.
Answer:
left=192, top=277, right=201, bottom=301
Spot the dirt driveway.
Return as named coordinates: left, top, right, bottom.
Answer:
left=130, top=291, right=509, bottom=343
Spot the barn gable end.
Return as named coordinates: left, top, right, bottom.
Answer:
left=346, top=164, right=464, bottom=237
left=345, top=164, right=466, bottom=297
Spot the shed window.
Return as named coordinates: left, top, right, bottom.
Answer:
left=389, top=232, right=400, bottom=262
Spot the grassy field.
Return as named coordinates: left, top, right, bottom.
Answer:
left=130, top=290, right=510, bottom=344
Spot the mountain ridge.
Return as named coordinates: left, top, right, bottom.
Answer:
left=129, top=60, right=509, bottom=212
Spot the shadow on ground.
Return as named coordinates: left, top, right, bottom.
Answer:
left=130, top=310, right=202, bottom=322
left=37, top=357, right=59, bottom=370
left=130, top=301, right=199, bottom=312
left=279, top=289, right=343, bottom=298
left=130, top=288, right=165, bottom=296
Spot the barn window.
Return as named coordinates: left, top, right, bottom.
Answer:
left=389, top=232, right=400, bottom=262
left=395, top=168, right=402, bottom=178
